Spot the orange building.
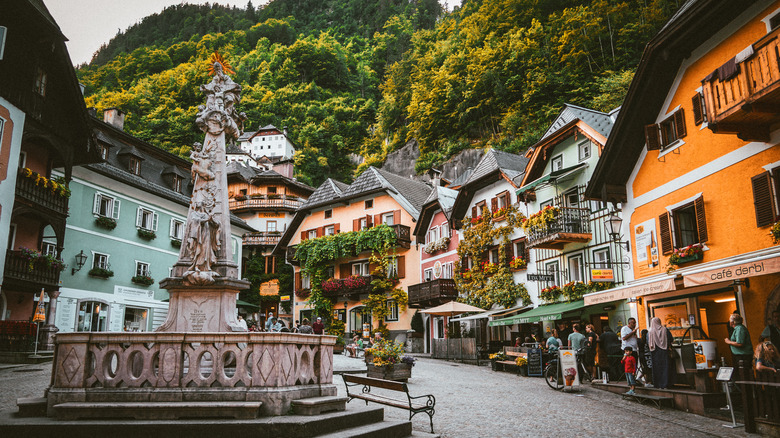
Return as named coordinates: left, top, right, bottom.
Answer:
left=586, top=0, right=780, bottom=371
left=275, top=167, right=430, bottom=340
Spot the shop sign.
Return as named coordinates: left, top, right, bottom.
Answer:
left=559, top=349, right=580, bottom=387
left=583, top=278, right=676, bottom=305
left=634, top=219, right=658, bottom=266
left=528, top=273, right=555, bottom=282
left=590, top=268, right=615, bottom=282
left=259, top=279, right=280, bottom=296
left=114, top=286, right=155, bottom=300
left=280, top=295, right=291, bottom=301
left=683, top=256, right=780, bottom=287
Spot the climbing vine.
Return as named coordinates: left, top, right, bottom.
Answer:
left=455, top=204, right=530, bottom=309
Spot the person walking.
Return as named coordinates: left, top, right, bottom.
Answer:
left=584, top=324, right=600, bottom=378
left=725, top=313, right=753, bottom=367
left=647, top=317, right=673, bottom=389
left=312, top=317, right=324, bottom=335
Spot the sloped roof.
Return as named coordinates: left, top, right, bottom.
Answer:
left=540, top=104, right=616, bottom=142
left=302, top=178, right=349, bottom=208
left=463, top=149, right=529, bottom=186
left=413, top=183, right=459, bottom=238
left=226, top=161, right=259, bottom=182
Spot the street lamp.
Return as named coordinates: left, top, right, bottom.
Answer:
left=71, top=250, right=88, bottom=275
left=604, top=214, right=630, bottom=251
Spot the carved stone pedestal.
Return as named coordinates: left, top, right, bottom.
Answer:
left=157, top=277, right=250, bottom=332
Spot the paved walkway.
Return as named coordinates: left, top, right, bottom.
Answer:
left=1, top=356, right=754, bottom=437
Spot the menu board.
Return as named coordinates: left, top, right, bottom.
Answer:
left=55, top=298, right=78, bottom=333
left=527, top=348, right=544, bottom=377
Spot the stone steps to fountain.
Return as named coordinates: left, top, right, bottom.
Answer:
left=52, top=401, right=263, bottom=420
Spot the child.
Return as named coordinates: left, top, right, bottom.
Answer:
left=622, top=346, right=637, bottom=395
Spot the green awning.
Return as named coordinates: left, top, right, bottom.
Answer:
left=488, top=299, right=585, bottom=327
left=236, top=299, right=260, bottom=309
left=517, top=163, right=588, bottom=194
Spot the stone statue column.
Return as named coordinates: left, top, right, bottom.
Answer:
left=158, top=60, right=249, bottom=333
left=41, top=290, right=60, bottom=350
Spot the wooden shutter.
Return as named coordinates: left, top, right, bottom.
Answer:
left=353, top=218, right=360, bottom=231
left=93, top=193, right=102, bottom=215
left=694, top=196, right=708, bottom=243
left=397, top=256, right=405, bottom=278
left=301, top=231, right=308, bottom=241
left=504, top=242, right=514, bottom=266
left=393, top=210, right=401, bottom=225
left=503, top=192, right=511, bottom=207
left=658, top=212, right=672, bottom=255
left=674, top=109, right=687, bottom=139
left=373, top=214, right=380, bottom=227
left=523, top=240, right=530, bottom=263
left=691, top=93, right=704, bottom=126
left=645, top=124, right=661, bottom=151
left=152, top=213, right=159, bottom=231
left=317, top=226, right=324, bottom=237
left=334, top=223, right=340, bottom=234
left=471, top=206, right=478, bottom=218
left=368, top=260, right=379, bottom=276
left=491, top=197, right=498, bottom=212
left=339, top=263, right=351, bottom=278
left=752, top=172, right=776, bottom=227
left=295, top=272, right=302, bottom=290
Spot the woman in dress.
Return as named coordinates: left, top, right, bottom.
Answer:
left=647, top=317, right=674, bottom=389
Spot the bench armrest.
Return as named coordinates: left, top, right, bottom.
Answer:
left=408, top=393, right=436, bottom=409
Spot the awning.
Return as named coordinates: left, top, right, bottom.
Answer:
left=583, top=276, right=676, bottom=305
left=488, top=300, right=585, bottom=327
left=683, top=252, right=780, bottom=287
left=449, top=305, right=531, bottom=322
left=236, top=299, right=260, bottom=309
left=517, top=163, right=588, bottom=194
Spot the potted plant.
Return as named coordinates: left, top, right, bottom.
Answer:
left=137, top=228, right=156, bottom=240
left=561, top=281, right=588, bottom=302
left=539, top=285, right=562, bottom=303
left=508, top=256, right=527, bottom=271
left=88, top=267, right=114, bottom=278
left=489, top=351, right=508, bottom=371
left=131, top=275, right=155, bottom=286
left=669, top=243, right=704, bottom=265
left=515, top=355, right=528, bottom=376
left=170, top=238, right=182, bottom=248
left=95, top=216, right=117, bottom=230
left=365, top=339, right=414, bottom=381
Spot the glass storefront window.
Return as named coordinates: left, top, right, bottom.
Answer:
left=77, top=301, right=107, bottom=332
left=124, top=307, right=148, bottom=332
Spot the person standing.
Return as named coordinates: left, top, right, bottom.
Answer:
left=755, top=341, right=780, bottom=373
left=760, top=310, right=780, bottom=347
left=312, top=317, right=325, bottom=335
left=647, top=317, right=674, bottom=389
left=725, top=313, right=753, bottom=367
left=237, top=315, right=248, bottom=331
left=584, top=324, right=600, bottom=378
left=546, top=328, right=561, bottom=353
left=298, top=318, right=314, bottom=334
left=600, top=326, right=622, bottom=380
left=621, top=318, right=639, bottom=354
left=568, top=324, right=586, bottom=350
left=265, top=312, right=275, bottom=332
left=622, top=346, right=637, bottom=395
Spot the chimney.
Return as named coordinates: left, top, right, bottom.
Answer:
left=283, top=126, right=288, bottom=137
left=103, top=107, right=125, bottom=131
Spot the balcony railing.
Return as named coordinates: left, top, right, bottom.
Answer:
left=321, top=275, right=374, bottom=298
left=15, top=171, right=68, bottom=217
left=408, top=278, right=458, bottom=308
left=526, top=207, right=591, bottom=250
left=3, top=250, right=61, bottom=291
left=285, top=224, right=412, bottom=265
left=243, top=232, right=282, bottom=247
left=702, top=26, right=780, bottom=141
left=229, top=195, right=303, bottom=211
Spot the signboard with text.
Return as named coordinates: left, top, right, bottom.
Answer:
left=683, top=256, right=780, bottom=287
left=528, top=273, right=555, bottom=282
left=590, top=268, right=615, bottom=282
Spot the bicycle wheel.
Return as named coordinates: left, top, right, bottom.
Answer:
left=545, top=363, right=564, bottom=390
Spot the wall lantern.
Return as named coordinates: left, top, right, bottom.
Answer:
left=71, top=250, right=88, bottom=275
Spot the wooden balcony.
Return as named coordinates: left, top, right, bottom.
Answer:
left=243, top=232, right=281, bottom=247
left=526, top=207, right=591, bottom=250
left=229, top=195, right=302, bottom=212
left=389, top=224, right=411, bottom=249
left=408, top=278, right=458, bottom=308
left=3, top=250, right=61, bottom=292
left=321, top=276, right=374, bottom=299
left=15, top=171, right=68, bottom=217
left=702, top=26, right=780, bottom=141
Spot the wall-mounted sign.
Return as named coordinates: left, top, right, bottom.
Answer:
left=259, top=279, right=280, bottom=296
left=528, top=273, right=555, bottom=282
left=634, top=218, right=657, bottom=266
left=590, top=268, right=615, bottom=282
left=280, top=295, right=291, bottom=301
left=433, top=261, right=442, bottom=279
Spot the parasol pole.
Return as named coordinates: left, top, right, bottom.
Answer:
left=32, top=289, right=46, bottom=355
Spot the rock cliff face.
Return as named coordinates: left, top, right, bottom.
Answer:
left=380, top=140, right=484, bottom=185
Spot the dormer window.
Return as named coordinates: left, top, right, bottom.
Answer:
left=34, top=67, right=47, bottom=97
left=551, top=155, right=563, bottom=172
left=128, top=157, right=141, bottom=175
left=98, top=144, right=109, bottom=160
left=172, top=175, right=183, bottom=193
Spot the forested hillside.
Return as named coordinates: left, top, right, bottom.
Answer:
left=77, top=0, right=682, bottom=187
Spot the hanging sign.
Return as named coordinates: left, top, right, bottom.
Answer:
left=590, top=268, right=615, bottom=282
left=528, top=273, right=555, bottom=282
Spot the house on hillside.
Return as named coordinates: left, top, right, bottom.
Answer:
left=0, top=0, right=101, bottom=348
left=237, top=124, right=295, bottom=161
left=53, top=109, right=253, bottom=334
left=275, top=167, right=430, bottom=342
left=492, top=104, right=628, bottom=339
left=585, top=1, right=780, bottom=422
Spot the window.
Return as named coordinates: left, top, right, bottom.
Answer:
left=136, top=261, right=150, bottom=277
left=645, top=109, right=686, bottom=151
left=514, top=240, right=526, bottom=261
left=427, top=226, right=439, bottom=244
left=386, top=301, right=399, bottom=321
left=566, top=190, right=580, bottom=209
left=441, top=222, right=449, bottom=239
left=324, top=225, right=335, bottom=235
left=551, top=155, right=563, bottom=172
left=136, top=207, right=158, bottom=231
left=751, top=169, right=780, bottom=227
left=98, top=144, right=109, bottom=160
left=490, top=248, right=500, bottom=264
left=77, top=300, right=107, bottom=332
left=568, top=254, right=584, bottom=283
left=267, top=221, right=278, bottom=232
left=382, top=212, right=394, bottom=225
left=365, top=200, right=373, bottom=209
left=42, top=241, right=57, bottom=257
left=93, top=193, right=120, bottom=219
left=442, top=262, right=453, bottom=279
left=124, top=307, right=148, bottom=332
left=472, top=200, right=487, bottom=218
left=0, top=26, right=6, bottom=61
left=578, top=140, right=591, bottom=161
left=352, top=261, right=369, bottom=276
left=93, top=252, right=110, bottom=270
left=128, top=157, right=141, bottom=175
left=308, top=230, right=317, bottom=239
left=268, top=187, right=277, bottom=194
left=658, top=197, right=708, bottom=254
left=691, top=92, right=707, bottom=126
left=170, top=219, right=185, bottom=240
left=593, top=248, right=610, bottom=269
left=359, top=217, right=368, bottom=230
left=388, top=258, right=399, bottom=277
left=34, top=67, right=47, bottom=97
left=172, top=175, right=183, bottom=193
left=301, top=273, right=311, bottom=289
left=424, top=269, right=433, bottom=282
left=544, top=261, right=560, bottom=287
left=324, top=209, right=332, bottom=219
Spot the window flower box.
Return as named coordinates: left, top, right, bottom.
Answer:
left=131, top=275, right=155, bottom=286
left=137, top=229, right=156, bottom=240
left=771, top=220, right=780, bottom=244
left=88, top=267, right=114, bottom=279
left=95, top=216, right=117, bottom=230
left=509, top=257, right=527, bottom=271
left=669, top=243, right=704, bottom=265
left=423, top=237, right=450, bottom=254
left=170, top=238, right=182, bottom=248
left=539, top=285, right=562, bottom=303
left=234, top=194, right=247, bottom=201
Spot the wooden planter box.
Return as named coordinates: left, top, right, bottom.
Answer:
left=367, top=363, right=412, bottom=382
left=673, top=252, right=703, bottom=265
left=333, top=344, right=345, bottom=354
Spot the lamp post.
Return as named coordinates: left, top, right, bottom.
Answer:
left=71, top=250, right=87, bottom=275
left=604, top=214, right=630, bottom=251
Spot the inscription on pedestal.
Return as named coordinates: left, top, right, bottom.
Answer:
left=190, top=310, right=207, bottom=332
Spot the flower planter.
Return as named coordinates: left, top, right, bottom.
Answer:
left=95, top=216, right=117, bottom=230
left=367, top=363, right=412, bottom=382
left=673, top=252, right=703, bottom=265
left=333, top=344, right=345, bottom=354
left=88, top=268, right=114, bottom=279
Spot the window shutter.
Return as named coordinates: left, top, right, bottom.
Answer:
left=353, top=218, right=359, bottom=231
left=334, top=223, right=340, bottom=234
left=658, top=212, right=672, bottom=255
left=339, top=263, right=351, bottom=278
left=694, top=196, right=708, bottom=243
left=169, top=219, right=176, bottom=238
left=393, top=210, right=401, bottom=225
left=368, top=261, right=379, bottom=276
left=301, top=231, right=307, bottom=241
left=674, top=109, right=687, bottom=139
left=112, top=200, right=121, bottom=219
left=152, top=213, right=159, bottom=231
left=491, top=197, right=498, bottom=212
left=136, top=208, right=143, bottom=227
left=93, top=193, right=101, bottom=215
left=752, top=172, right=776, bottom=227
left=373, top=214, right=380, bottom=227
left=645, top=124, right=661, bottom=151
left=523, top=241, right=530, bottom=263
left=471, top=206, right=478, bottom=218
left=397, top=256, right=405, bottom=278
left=773, top=168, right=780, bottom=209
left=504, top=242, right=514, bottom=266
left=317, top=226, right=324, bottom=237
left=504, top=192, right=511, bottom=207
left=691, top=94, right=704, bottom=126
left=295, top=272, right=302, bottom=290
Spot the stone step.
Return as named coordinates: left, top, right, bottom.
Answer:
left=16, top=397, right=47, bottom=417
left=316, top=419, right=412, bottom=438
left=53, top=401, right=262, bottom=420
left=409, top=431, right=440, bottom=438
left=291, top=395, right=348, bottom=415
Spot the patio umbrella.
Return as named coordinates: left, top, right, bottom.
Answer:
left=421, top=301, right=485, bottom=361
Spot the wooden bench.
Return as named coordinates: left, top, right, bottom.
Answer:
left=495, top=349, right=527, bottom=373
left=621, top=393, right=674, bottom=410
left=343, top=374, right=435, bottom=433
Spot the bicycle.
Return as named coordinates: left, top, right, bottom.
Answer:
left=544, top=347, right=592, bottom=390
